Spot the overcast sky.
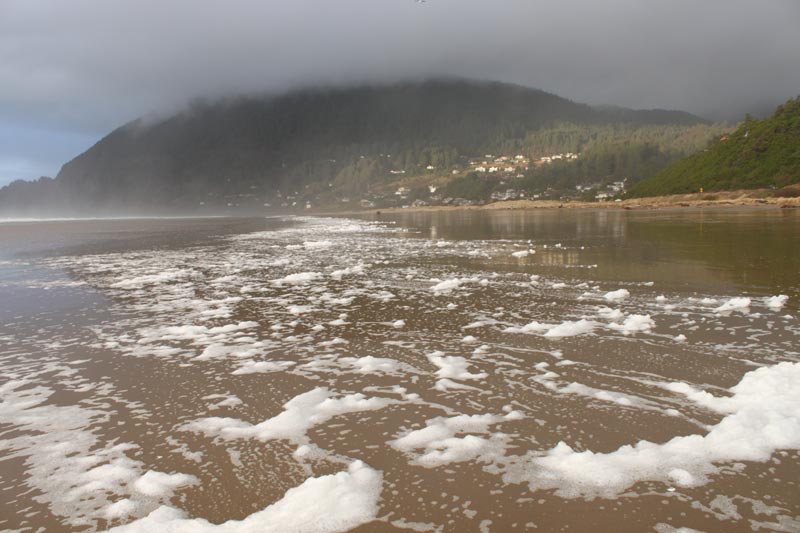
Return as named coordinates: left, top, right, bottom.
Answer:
left=1, top=0, right=799, bottom=185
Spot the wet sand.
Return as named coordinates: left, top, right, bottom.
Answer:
left=1, top=210, right=799, bottom=532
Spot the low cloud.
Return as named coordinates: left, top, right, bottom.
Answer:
left=1, top=0, right=798, bottom=182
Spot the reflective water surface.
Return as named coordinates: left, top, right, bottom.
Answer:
left=1, top=209, right=798, bottom=532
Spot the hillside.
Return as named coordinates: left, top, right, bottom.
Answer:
left=0, top=79, right=716, bottom=215
left=630, top=97, right=800, bottom=197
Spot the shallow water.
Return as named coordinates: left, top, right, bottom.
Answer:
left=1, top=209, right=798, bottom=532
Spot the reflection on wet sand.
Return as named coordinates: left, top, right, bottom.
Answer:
left=1, top=210, right=798, bottom=532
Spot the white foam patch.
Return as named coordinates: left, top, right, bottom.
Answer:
left=272, top=272, right=322, bottom=286
left=560, top=383, right=638, bottom=406
left=607, top=314, right=655, bottom=335
left=133, top=471, right=198, bottom=498
left=330, top=263, right=366, bottom=280
left=232, top=360, right=297, bottom=375
left=506, top=319, right=598, bottom=338
left=504, top=362, right=800, bottom=497
left=604, top=289, right=630, bottom=302
left=193, top=343, right=240, bottom=361
left=391, top=411, right=523, bottom=467
left=426, top=351, right=488, bottom=386
left=287, top=305, right=314, bottom=315
left=596, top=306, right=625, bottom=321
left=303, top=240, right=334, bottom=249
left=714, top=297, right=751, bottom=314
left=185, top=388, right=394, bottom=444
left=109, top=460, right=382, bottom=533
left=544, top=319, right=598, bottom=338
left=415, top=435, right=495, bottom=467
left=765, top=295, right=789, bottom=311
left=339, top=356, right=402, bottom=374
left=144, top=322, right=258, bottom=344
left=430, top=278, right=462, bottom=294
left=463, top=319, right=498, bottom=330
left=105, top=499, right=137, bottom=521
left=654, top=524, right=704, bottom=533
left=433, top=379, right=481, bottom=392
left=204, top=394, right=244, bottom=410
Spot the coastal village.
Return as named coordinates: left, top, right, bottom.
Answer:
left=242, top=150, right=630, bottom=211
left=258, top=152, right=626, bottom=209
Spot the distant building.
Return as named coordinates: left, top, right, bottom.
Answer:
left=539, top=152, right=578, bottom=164
left=491, top=189, right=521, bottom=201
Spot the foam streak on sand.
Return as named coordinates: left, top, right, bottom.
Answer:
left=504, top=362, right=800, bottom=498
left=185, top=387, right=395, bottom=444
left=392, top=412, right=523, bottom=467
left=504, top=319, right=598, bottom=338
left=426, top=351, right=488, bottom=389
left=0, top=380, right=197, bottom=528
left=108, top=461, right=382, bottom=533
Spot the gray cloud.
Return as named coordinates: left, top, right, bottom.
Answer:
left=1, top=0, right=799, bottom=184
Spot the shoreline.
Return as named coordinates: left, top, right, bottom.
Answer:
left=2, top=189, right=798, bottom=222
left=318, top=188, right=800, bottom=216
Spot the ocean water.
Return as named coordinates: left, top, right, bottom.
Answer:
left=1, top=209, right=798, bottom=532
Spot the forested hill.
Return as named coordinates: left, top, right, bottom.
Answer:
left=0, top=80, right=713, bottom=214
left=630, top=96, right=800, bottom=197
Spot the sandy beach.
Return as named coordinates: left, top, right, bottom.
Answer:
left=324, top=188, right=800, bottom=217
